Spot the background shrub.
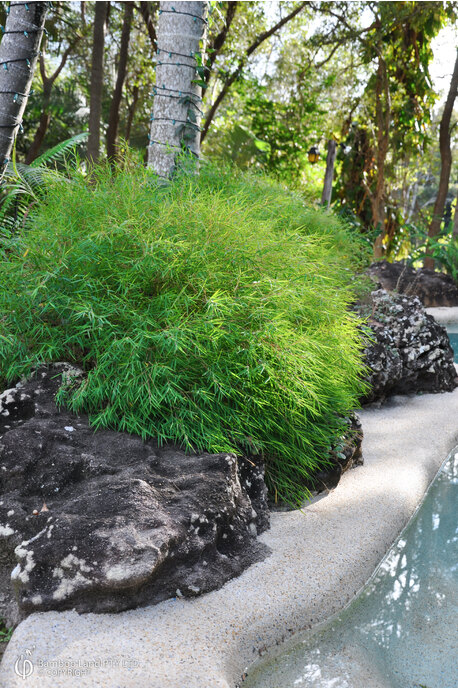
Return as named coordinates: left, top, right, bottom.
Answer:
left=0, top=162, right=368, bottom=504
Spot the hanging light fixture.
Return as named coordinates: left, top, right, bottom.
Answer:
left=307, top=145, right=320, bottom=164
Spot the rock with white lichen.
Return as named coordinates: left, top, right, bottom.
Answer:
left=0, top=365, right=270, bottom=624
left=358, top=289, right=457, bottom=403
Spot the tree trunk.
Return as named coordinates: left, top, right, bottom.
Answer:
left=24, top=97, right=51, bottom=163
left=0, top=1, right=48, bottom=180
left=321, top=139, right=336, bottom=208
left=424, top=49, right=458, bottom=270
left=87, top=1, right=108, bottom=165
left=25, top=41, right=80, bottom=164
left=106, top=2, right=133, bottom=164
left=372, top=52, right=390, bottom=259
left=125, top=85, right=139, bottom=144
left=137, top=1, right=157, bottom=51
left=148, top=1, right=208, bottom=178
left=406, top=181, right=418, bottom=223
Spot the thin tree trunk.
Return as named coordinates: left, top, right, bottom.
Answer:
left=25, top=96, right=51, bottom=164
left=25, top=42, right=78, bottom=164
left=372, top=52, right=390, bottom=259
left=204, top=1, right=238, bottom=86
left=0, top=1, right=48, bottom=180
left=87, top=1, right=108, bottom=165
left=321, top=139, right=336, bottom=207
left=148, top=1, right=208, bottom=178
left=137, top=1, right=157, bottom=51
left=106, top=2, right=133, bottom=164
left=125, top=84, right=139, bottom=144
left=406, top=181, right=418, bottom=223
left=424, top=49, right=458, bottom=270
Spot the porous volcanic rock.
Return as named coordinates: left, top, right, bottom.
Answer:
left=368, top=260, right=458, bottom=307
left=358, top=289, right=457, bottom=403
left=307, top=413, right=364, bottom=493
left=0, top=365, right=270, bottom=625
left=269, top=413, right=364, bottom=511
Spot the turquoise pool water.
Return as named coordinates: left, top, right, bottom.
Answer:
left=243, top=448, right=458, bottom=688
left=447, top=325, right=458, bottom=363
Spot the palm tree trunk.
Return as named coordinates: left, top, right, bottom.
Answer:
left=87, top=1, right=108, bottom=165
left=424, top=49, right=458, bottom=270
left=0, top=1, right=48, bottom=180
left=148, top=1, right=208, bottom=178
left=106, top=1, right=133, bottom=164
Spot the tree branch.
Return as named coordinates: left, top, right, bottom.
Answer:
left=246, top=1, right=307, bottom=58
left=313, top=37, right=347, bottom=69
left=137, top=1, right=157, bottom=52
left=202, top=1, right=307, bottom=142
left=48, top=42, right=75, bottom=86
left=39, top=52, right=47, bottom=84
left=205, top=1, right=238, bottom=85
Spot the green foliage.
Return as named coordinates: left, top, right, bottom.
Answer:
left=0, top=619, right=13, bottom=643
left=202, top=28, right=329, bottom=196
left=0, top=162, right=367, bottom=504
left=438, top=238, right=458, bottom=282
left=361, top=2, right=443, bottom=155
left=319, top=1, right=455, bottom=243
left=407, top=228, right=458, bottom=281
left=0, top=134, right=88, bottom=245
left=17, top=77, right=85, bottom=161
left=231, top=85, right=325, bottom=187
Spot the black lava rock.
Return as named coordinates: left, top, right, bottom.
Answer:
left=368, top=260, right=458, bottom=307
left=358, top=289, right=457, bottom=403
left=309, top=413, right=364, bottom=493
left=0, top=365, right=270, bottom=624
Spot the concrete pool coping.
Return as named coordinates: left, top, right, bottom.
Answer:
left=1, top=314, right=458, bottom=688
left=426, top=305, right=458, bottom=323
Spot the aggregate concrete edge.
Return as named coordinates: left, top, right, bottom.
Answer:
left=426, top=305, right=458, bottom=323
left=1, top=322, right=458, bottom=688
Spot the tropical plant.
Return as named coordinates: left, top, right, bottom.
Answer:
left=0, top=133, right=87, bottom=246
left=0, top=160, right=368, bottom=505
left=424, top=49, right=458, bottom=269
left=408, top=229, right=458, bottom=281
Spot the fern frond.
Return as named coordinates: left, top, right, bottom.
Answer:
left=32, top=132, right=88, bottom=168
left=0, top=134, right=86, bottom=239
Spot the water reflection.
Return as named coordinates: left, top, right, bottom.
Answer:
left=447, top=326, right=458, bottom=363
left=244, top=450, right=458, bottom=688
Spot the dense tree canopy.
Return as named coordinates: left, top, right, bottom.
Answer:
left=0, top=0, right=457, bottom=265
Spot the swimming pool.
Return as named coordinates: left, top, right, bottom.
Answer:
left=243, top=447, right=458, bottom=688
left=447, top=324, right=458, bottom=363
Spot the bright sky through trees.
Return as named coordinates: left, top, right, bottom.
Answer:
left=431, top=23, right=458, bottom=103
